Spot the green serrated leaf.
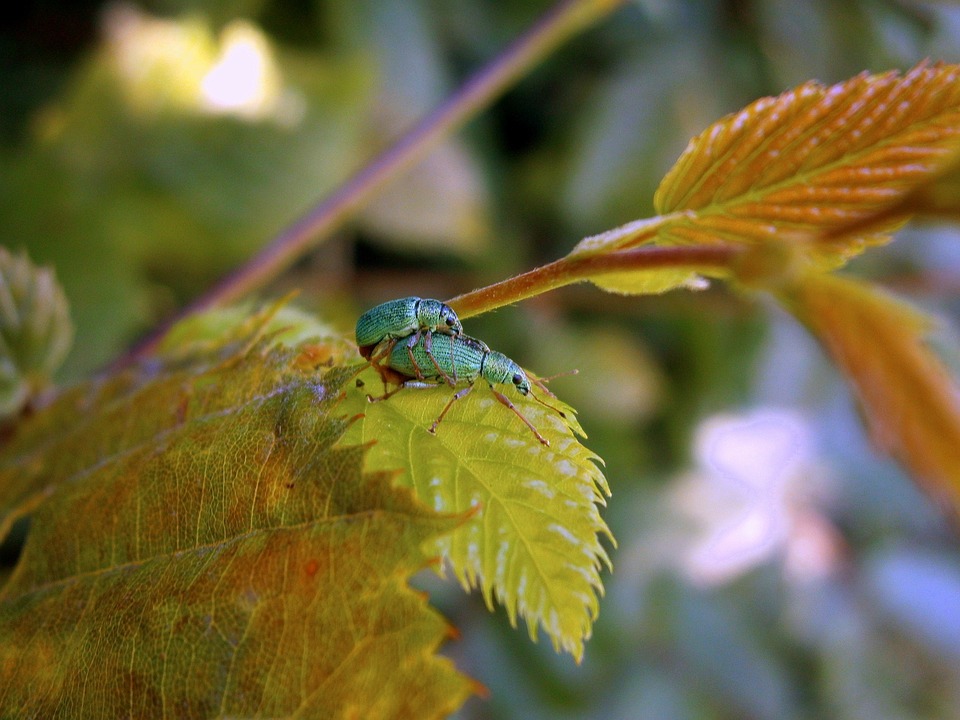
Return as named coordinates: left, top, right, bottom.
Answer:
left=339, top=364, right=614, bottom=662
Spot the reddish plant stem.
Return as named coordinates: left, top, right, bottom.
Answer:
left=447, top=245, right=739, bottom=318
left=114, top=0, right=625, bottom=369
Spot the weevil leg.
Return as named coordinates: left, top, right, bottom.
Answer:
left=366, top=338, right=400, bottom=389
left=370, top=338, right=397, bottom=368
left=447, top=332, right=458, bottom=382
left=490, top=386, right=549, bottom=446
left=530, top=388, right=567, bottom=420
left=404, top=331, right=429, bottom=380
left=429, top=383, right=474, bottom=434
left=367, top=383, right=407, bottom=404
left=368, top=337, right=395, bottom=365
left=422, top=331, right=456, bottom=386
left=345, top=360, right=371, bottom=383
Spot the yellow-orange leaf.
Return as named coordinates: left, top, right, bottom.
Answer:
left=0, top=309, right=472, bottom=718
left=656, top=63, right=960, bottom=261
left=821, top=145, right=960, bottom=235
left=573, top=64, right=960, bottom=274
left=778, top=273, right=960, bottom=513
left=903, top=157, right=960, bottom=220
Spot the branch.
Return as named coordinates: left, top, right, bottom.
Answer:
left=116, top=0, right=626, bottom=368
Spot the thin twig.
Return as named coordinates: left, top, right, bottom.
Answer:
left=116, top=0, right=626, bottom=368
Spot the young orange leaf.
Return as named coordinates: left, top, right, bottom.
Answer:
left=778, top=273, right=960, bottom=513
left=816, top=142, right=960, bottom=240
left=0, top=309, right=473, bottom=718
left=901, top=156, right=960, bottom=221
left=657, top=62, right=960, bottom=258
left=571, top=63, right=960, bottom=294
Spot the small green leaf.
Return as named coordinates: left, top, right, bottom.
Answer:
left=340, top=365, right=614, bottom=662
left=0, top=247, right=73, bottom=416
left=569, top=215, right=708, bottom=295
left=584, top=268, right=709, bottom=295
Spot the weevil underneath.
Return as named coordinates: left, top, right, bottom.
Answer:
left=368, top=332, right=564, bottom=447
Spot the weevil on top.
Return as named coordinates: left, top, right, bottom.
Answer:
left=355, top=296, right=463, bottom=384
left=355, top=298, right=567, bottom=446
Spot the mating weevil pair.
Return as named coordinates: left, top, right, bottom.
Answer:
left=354, top=297, right=563, bottom=446
left=355, top=297, right=462, bottom=383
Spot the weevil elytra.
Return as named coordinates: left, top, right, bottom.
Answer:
left=355, top=297, right=463, bottom=383
left=368, top=332, right=562, bottom=446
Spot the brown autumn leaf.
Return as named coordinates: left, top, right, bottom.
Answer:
left=570, top=63, right=960, bottom=293
left=0, top=307, right=473, bottom=718
left=778, top=272, right=960, bottom=514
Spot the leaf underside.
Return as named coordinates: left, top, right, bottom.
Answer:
left=0, top=312, right=472, bottom=718
left=340, top=365, right=613, bottom=662
left=779, top=273, right=960, bottom=512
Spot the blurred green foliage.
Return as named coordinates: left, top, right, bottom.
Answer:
left=2, top=0, right=960, bottom=718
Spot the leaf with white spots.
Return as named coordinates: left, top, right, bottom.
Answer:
left=340, top=365, right=613, bottom=662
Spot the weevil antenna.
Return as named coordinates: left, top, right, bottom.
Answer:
left=530, top=368, right=578, bottom=397
left=530, top=387, right=568, bottom=420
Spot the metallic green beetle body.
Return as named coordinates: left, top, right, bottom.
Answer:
left=355, top=297, right=462, bottom=360
left=388, top=333, right=530, bottom=396
left=374, top=332, right=551, bottom=445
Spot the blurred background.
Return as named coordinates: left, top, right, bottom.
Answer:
left=3, top=0, right=960, bottom=717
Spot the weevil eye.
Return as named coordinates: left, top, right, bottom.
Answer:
left=512, top=373, right=523, bottom=386
left=445, top=315, right=457, bottom=328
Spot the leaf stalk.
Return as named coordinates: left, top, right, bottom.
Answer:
left=447, top=245, right=738, bottom=318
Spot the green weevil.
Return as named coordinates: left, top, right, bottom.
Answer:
left=355, top=296, right=463, bottom=383
left=369, top=332, right=562, bottom=446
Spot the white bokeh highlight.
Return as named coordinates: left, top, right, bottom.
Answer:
left=669, top=408, right=841, bottom=586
